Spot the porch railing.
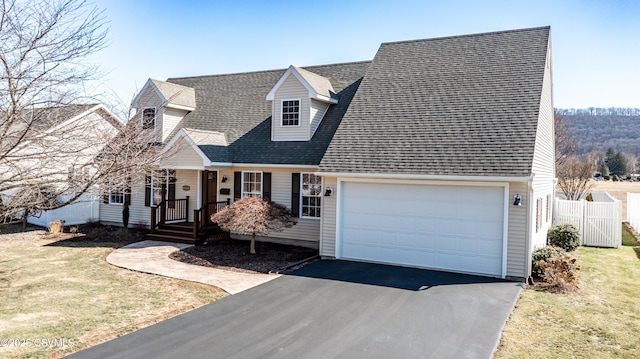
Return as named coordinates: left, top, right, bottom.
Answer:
left=150, top=197, right=189, bottom=233
left=193, top=199, right=231, bottom=238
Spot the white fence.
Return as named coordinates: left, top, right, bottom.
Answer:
left=27, top=194, right=99, bottom=228
left=629, top=193, right=640, bottom=233
left=554, top=192, right=622, bottom=248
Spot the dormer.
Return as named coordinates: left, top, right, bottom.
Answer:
left=266, top=66, right=338, bottom=141
left=131, top=79, right=196, bottom=142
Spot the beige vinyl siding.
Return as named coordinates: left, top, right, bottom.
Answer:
left=530, top=44, right=555, bottom=249
left=310, top=100, right=329, bottom=138
left=271, top=75, right=311, bottom=141
left=229, top=166, right=320, bottom=245
left=531, top=44, right=555, bottom=183
left=159, top=138, right=205, bottom=168
left=175, top=169, right=198, bottom=222
left=218, top=169, right=234, bottom=204
left=100, top=170, right=200, bottom=227
left=136, top=85, right=163, bottom=142
left=506, top=181, right=529, bottom=278
left=320, top=176, right=338, bottom=258
left=100, top=174, right=150, bottom=227
left=162, top=108, right=189, bottom=142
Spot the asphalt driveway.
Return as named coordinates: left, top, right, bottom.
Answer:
left=67, top=261, right=522, bottom=359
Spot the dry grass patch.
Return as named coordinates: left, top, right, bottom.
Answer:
left=496, top=226, right=640, bottom=358
left=590, top=181, right=640, bottom=218
left=0, top=228, right=226, bottom=358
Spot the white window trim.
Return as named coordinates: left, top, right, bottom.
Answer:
left=149, top=169, right=168, bottom=207
left=535, top=197, right=543, bottom=232
left=241, top=171, right=263, bottom=198
left=109, top=181, right=125, bottom=205
left=300, top=172, right=322, bottom=219
left=280, top=98, right=301, bottom=127
left=142, top=106, right=157, bottom=129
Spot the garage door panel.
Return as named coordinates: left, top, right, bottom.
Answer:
left=340, top=182, right=504, bottom=277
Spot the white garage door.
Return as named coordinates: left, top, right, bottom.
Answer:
left=340, top=182, right=505, bottom=276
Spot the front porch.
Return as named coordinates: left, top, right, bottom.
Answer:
left=147, top=198, right=230, bottom=244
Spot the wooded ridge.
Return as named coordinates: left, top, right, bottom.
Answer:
left=556, top=108, right=640, bottom=156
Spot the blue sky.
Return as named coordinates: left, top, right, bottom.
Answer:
left=91, top=0, right=639, bottom=110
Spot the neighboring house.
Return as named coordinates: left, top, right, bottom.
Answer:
left=103, top=27, right=554, bottom=280
left=0, top=104, right=122, bottom=226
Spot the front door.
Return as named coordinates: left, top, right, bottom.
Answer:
left=206, top=171, right=217, bottom=204
left=202, top=171, right=217, bottom=225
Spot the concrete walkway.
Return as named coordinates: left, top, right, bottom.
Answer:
left=106, top=240, right=280, bottom=294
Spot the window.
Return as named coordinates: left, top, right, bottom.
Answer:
left=281, top=99, right=300, bottom=126
left=535, top=197, right=543, bottom=232
left=145, top=169, right=176, bottom=206
left=109, top=181, right=125, bottom=205
left=242, top=171, right=262, bottom=198
left=546, top=194, right=552, bottom=223
left=301, top=173, right=322, bottom=218
left=142, top=107, right=156, bottom=129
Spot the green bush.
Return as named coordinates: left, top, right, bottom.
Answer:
left=532, top=246, right=566, bottom=277
left=612, top=175, right=619, bottom=182
left=547, top=223, right=581, bottom=251
left=603, top=175, right=610, bottom=180
left=585, top=193, right=593, bottom=202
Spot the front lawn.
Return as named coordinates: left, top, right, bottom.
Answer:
left=0, top=227, right=226, bottom=358
left=495, top=225, right=640, bottom=358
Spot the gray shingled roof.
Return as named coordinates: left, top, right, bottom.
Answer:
left=293, top=66, right=337, bottom=101
left=167, top=61, right=369, bottom=165
left=181, top=128, right=229, bottom=162
left=318, top=27, right=550, bottom=177
left=151, top=79, right=196, bottom=108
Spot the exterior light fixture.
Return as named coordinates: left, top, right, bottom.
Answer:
left=513, top=194, right=522, bottom=206
left=324, top=187, right=333, bottom=197
left=221, top=175, right=228, bottom=183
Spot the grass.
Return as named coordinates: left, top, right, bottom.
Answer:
left=495, top=225, right=640, bottom=358
left=0, top=228, right=227, bottom=358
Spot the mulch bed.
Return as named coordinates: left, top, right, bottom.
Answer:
left=169, top=238, right=318, bottom=274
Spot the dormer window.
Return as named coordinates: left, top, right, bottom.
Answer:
left=142, top=107, right=156, bottom=129
left=281, top=99, right=300, bottom=126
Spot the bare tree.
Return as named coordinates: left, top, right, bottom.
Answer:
left=211, top=197, right=297, bottom=254
left=0, top=0, right=167, bottom=227
left=555, top=111, right=576, bottom=167
left=556, top=155, right=595, bottom=200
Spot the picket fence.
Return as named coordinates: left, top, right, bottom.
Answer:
left=554, top=192, right=622, bottom=248
left=628, top=193, right=640, bottom=233
left=27, top=193, right=99, bottom=228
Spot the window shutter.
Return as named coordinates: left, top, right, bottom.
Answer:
left=168, top=182, right=176, bottom=208
left=124, top=177, right=132, bottom=206
left=144, top=175, right=151, bottom=207
left=233, top=171, right=242, bottom=201
left=103, top=181, right=110, bottom=203
left=263, top=172, right=272, bottom=201
left=291, top=173, right=300, bottom=217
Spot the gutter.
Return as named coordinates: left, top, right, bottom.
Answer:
left=313, top=171, right=534, bottom=183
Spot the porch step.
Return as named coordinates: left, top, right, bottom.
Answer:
left=146, top=233, right=200, bottom=245
left=147, top=221, right=227, bottom=245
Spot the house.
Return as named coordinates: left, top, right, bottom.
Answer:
left=0, top=104, right=122, bottom=225
left=102, top=27, right=554, bottom=280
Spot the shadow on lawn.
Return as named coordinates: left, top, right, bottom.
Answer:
left=44, top=225, right=146, bottom=249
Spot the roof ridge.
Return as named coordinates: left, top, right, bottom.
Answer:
left=380, top=26, right=550, bottom=47
left=166, top=60, right=372, bottom=82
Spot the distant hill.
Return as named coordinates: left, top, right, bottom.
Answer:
left=556, top=108, right=640, bottom=155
